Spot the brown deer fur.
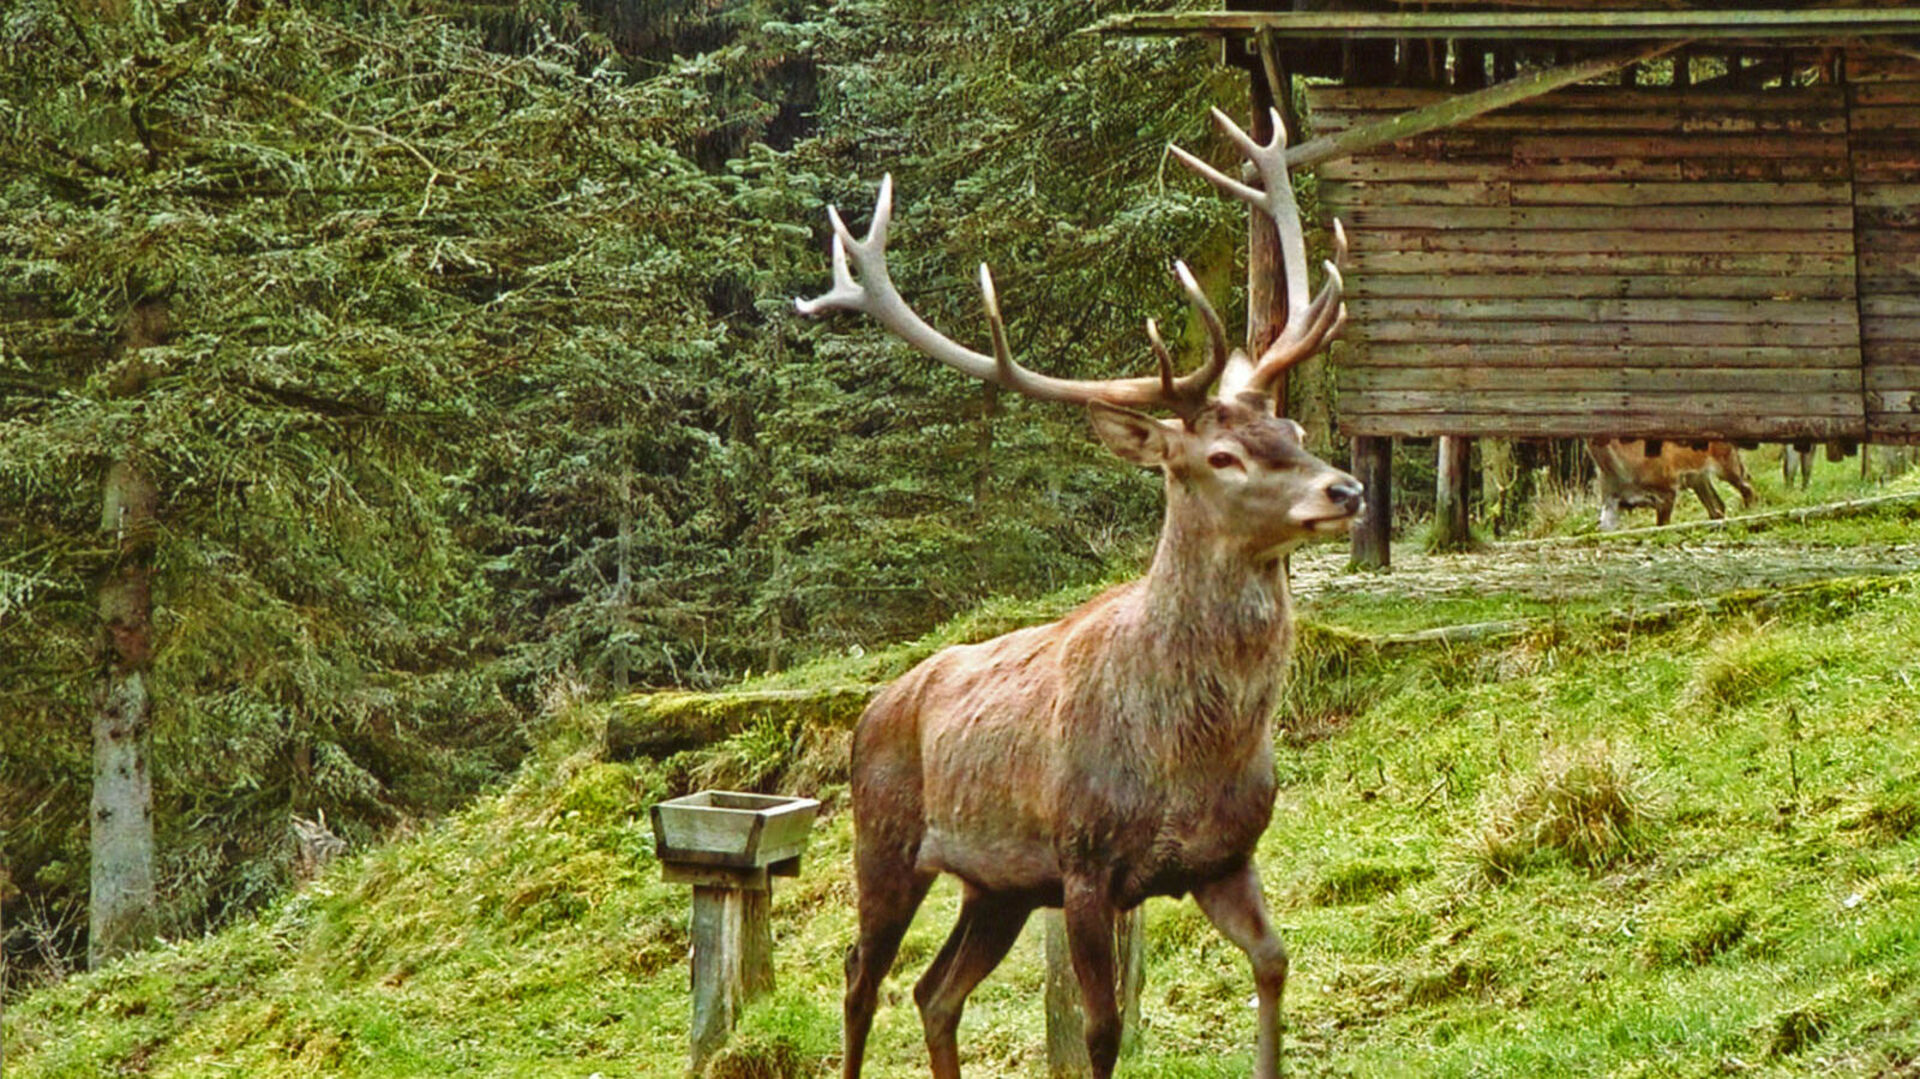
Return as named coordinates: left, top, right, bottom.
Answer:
left=1588, top=438, right=1757, bottom=530
left=840, top=402, right=1360, bottom=1079
left=801, top=107, right=1359, bottom=1079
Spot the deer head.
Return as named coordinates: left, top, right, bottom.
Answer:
left=797, top=107, right=1361, bottom=555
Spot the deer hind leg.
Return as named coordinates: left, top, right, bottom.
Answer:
left=1194, top=862, right=1289, bottom=1079
left=914, top=886, right=1034, bottom=1079
left=1598, top=497, right=1622, bottom=531
left=843, top=852, right=934, bottom=1079
left=1726, top=467, right=1757, bottom=508
left=1063, top=877, right=1123, bottom=1078
left=1688, top=475, right=1727, bottom=520
left=1654, top=489, right=1678, bottom=526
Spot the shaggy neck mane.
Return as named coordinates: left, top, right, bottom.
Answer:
left=1134, top=480, right=1295, bottom=686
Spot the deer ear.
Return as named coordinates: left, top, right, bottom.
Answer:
left=1087, top=401, right=1177, bottom=467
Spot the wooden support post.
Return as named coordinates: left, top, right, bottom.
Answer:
left=1248, top=30, right=1293, bottom=414
left=1434, top=436, right=1473, bottom=551
left=1351, top=435, right=1392, bottom=570
left=662, top=857, right=801, bottom=1069
left=674, top=863, right=782, bottom=1069
left=1044, top=908, right=1146, bottom=1077
left=689, top=881, right=774, bottom=1066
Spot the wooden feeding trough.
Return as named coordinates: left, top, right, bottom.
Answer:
left=650, top=791, right=820, bottom=1067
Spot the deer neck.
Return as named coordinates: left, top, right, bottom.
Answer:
left=1138, top=484, right=1292, bottom=658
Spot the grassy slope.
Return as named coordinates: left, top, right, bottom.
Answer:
left=10, top=481, right=1920, bottom=1077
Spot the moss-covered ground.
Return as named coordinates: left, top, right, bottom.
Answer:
left=9, top=455, right=1920, bottom=1078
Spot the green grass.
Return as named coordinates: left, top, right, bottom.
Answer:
left=10, top=561, right=1920, bottom=1076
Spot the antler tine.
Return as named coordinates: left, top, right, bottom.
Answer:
left=979, top=263, right=1017, bottom=383
left=795, top=176, right=1230, bottom=418
left=1167, top=142, right=1264, bottom=209
left=1172, top=262, right=1229, bottom=374
left=1146, top=318, right=1176, bottom=397
left=1171, top=107, right=1349, bottom=408
left=793, top=173, right=895, bottom=318
left=1168, top=260, right=1232, bottom=400
left=1248, top=269, right=1347, bottom=379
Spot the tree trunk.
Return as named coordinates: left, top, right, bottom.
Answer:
left=91, top=458, right=158, bottom=968
left=89, top=298, right=166, bottom=969
left=612, top=469, right=633, bottom=695
left=2, top=862, right=10, bottom=1073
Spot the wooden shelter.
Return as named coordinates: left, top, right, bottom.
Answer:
left=1094, top=4, right=1920, bottom=562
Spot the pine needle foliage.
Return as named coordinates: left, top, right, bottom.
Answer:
left=0, top=0, right=1233, bottom=978
left=0, top=0, right=781, bottom=965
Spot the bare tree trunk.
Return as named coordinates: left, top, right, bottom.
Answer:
left=3, top=862, right=10, bottom=1074
left=89, top=299, right=165, bottom=969
left=612, top=469, right=633, bottom=696
left=91, top=458, right=158, bottom=968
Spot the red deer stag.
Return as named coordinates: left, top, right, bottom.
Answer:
left=1587, top=438, right=1757, bottom=530
left=797, top=108, right=1360, bottom=1079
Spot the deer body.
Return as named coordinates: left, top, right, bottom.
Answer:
left=1589, top=438, right=1757, bottom=530
left=865, top=471, right=1302, bottom=906
left=801, top=108, right=1357, bottom=1079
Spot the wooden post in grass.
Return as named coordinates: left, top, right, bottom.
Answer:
left=650, top=792, right=819, bottom=1069
left=1351, top=435, right=1393, bottom=570
left=1043, top=907, right=1146, bottom=1076
left=1434, top=436, right=1473, bottom=551
left=676, top=864, right=783, bottom=1064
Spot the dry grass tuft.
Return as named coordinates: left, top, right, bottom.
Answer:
left=702, top=1033, right=809, bottom=1079
left=1467, top=740, right=1660, bottom=882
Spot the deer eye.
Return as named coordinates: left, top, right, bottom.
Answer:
left=1207, top=451, right=1243, bottom=471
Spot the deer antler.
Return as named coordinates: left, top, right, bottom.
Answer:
left=795, top=174, right=1230, bottom=421
left=1169, top=107, right=1347, bottom=410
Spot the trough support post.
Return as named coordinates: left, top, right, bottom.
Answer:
left=683, top=866, right=779, bottom=1069
left=1434, top=436, right=1473, bottom=551
left=1351, top=435, right=1393, bottom=570
left=1044, top=907, right=1146, bottom=1076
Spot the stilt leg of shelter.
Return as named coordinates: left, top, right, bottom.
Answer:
left=1434, top=436, right=1473, bottom=551
left=1351, top=435, right=1392, bottom=570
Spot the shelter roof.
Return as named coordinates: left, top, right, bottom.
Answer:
left=1089, top=7, right=1920, bottom=43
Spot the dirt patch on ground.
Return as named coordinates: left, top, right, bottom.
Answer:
left=1291, top=533, right=1920, bottom=610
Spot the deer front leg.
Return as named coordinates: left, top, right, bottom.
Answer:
left=1654, top=489, right=1678, bottom=526
left=1194, top=862, right=1289, bottom=1079
left=1063, top=878, right=1123, bottom=1078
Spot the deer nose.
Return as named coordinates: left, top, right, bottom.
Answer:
left=1327, top=478, right=1364, bottom=514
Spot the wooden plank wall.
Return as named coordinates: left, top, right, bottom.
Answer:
left=1309, top=82, right=1869, bottom=441
left=1849, top=51, right=1920, bottom=443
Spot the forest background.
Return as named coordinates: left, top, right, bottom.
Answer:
left=0, top=0, right=1318, bottom=981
